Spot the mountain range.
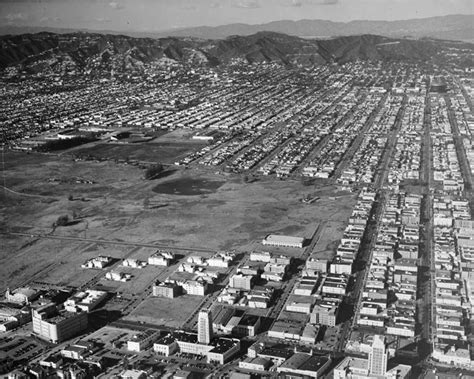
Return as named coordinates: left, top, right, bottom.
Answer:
left=1, top=15, right=472, bottom=42
left=162, top=14, right=474, bottom=42
left=1, top=31, right=472, bottom=74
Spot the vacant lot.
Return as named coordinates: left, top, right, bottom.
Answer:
left=153, top=177, right=225, bottom=196
left=1, top=150, right=356, bottom=298
left=97, top=265, right=168, bottom=295
left=125, top=295, right=203, bottom=328
left=71, top=141, right=205, bottom=164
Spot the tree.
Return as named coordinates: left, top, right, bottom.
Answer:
left=144, top=164, right=164, bottom=180
left=55, top=215, right=69, bottom=227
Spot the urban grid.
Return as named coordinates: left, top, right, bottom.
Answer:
left=0, top=9, right=474, bottom=379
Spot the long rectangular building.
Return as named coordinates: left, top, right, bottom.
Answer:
left=262, top=235, right=305, bottom=248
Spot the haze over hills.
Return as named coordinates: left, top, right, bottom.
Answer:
left=0, top=14, right=472, bottom=43
left=1, top=31, right=473, bottom=74
left=161, top=14, right=474, bottom=42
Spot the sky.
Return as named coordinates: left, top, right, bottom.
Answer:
left=0, top=0, right=472, bottom=32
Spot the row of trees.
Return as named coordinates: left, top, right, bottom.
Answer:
left=144, top=164, right=164, bottom=180
left=35, top=136, right=98, bottom=152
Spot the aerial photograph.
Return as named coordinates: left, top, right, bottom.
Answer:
left=0, top=0, right=473, bottom=378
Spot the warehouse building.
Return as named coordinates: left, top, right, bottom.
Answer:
left=262, top=235, right=305, bottom=249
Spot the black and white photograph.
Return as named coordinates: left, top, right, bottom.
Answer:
left=0, top=0, right=473, bottom=378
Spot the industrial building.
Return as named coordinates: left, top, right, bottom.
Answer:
left=32, top=303, right=88, bottom=344
left=262, top=235, right=305, bottom=248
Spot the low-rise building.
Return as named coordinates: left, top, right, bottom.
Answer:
left=310, top=304, right=338, bottom=326
left=153, top=331, right=240, bottom=364
left=153, top=281, right=182, bottom=298
left=262, top=235, right=305, bottom=249
left=64, top=290, right=108, bottom=313
left=5, top=287, right=39, bottom=305
left=128, top=330, right=160, bottom=352
left=277, top=353, right=331, bottom=378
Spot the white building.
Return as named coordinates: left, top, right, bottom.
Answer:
left=64, top=290, right=107, bottom=313
left=127, top=330, right=160, bottom=352
left=262, top=235, right=305, bottom=248
left=198, top=309, right=213, bottom=345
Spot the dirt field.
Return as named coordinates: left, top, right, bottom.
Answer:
left=0, top=149, right=356, bottom=296
left=97, top=264, right=169, bottom=295
left=71, top=141, right=205, bottom=164
left=125, top=295, right=203, bottom=328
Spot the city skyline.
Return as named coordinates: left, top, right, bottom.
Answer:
left=0, top=0, right=472, bottom=33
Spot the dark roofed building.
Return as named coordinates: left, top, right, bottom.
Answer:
left=277, top=353, right=331, bottom=378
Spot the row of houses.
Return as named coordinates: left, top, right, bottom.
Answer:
left=325, top=188, right=377, bottom=276
left=431, top=95, right=465, bottom=192
left=302, top=89, right=376, bottom=179
left=339, top=94, right=402, bottom=184
left=387, top=95, right=424, bottom=186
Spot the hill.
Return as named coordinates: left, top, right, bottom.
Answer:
left=0, top=31, right=472, bottom=73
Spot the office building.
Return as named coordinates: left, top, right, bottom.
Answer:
left=368, top=335, right=387, bottom=376
left=229, top=274, right=253, bottom=290
left=198, top=309, right=213, bottom=344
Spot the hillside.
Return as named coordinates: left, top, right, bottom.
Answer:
left=0, top=31, right=472, bottom=73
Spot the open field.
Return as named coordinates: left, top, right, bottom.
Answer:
left=71, top=141, right=205, bottom=164
left=97, top=265, right=169, bottom=295
left=1, top=150, right=356, bottom=294
left=125, top=295, right=203, bottom=328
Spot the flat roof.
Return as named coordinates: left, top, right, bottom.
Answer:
left=279, top=353, right=330, bottom=373
left=263, top=235, right=305, bottom=244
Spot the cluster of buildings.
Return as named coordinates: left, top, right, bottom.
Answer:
left=431, top=95, right=465, bottom=192
left=152, top=309, right=241, bottom=365
left=153, top=277, right=210, bottom=298
left=152, top=252, right=236, bottom=298
left=302, top=89, right=361, bottom=178
left=450, top=78, right=474, bottom=178
left=339, top=94, right=403, bottom=184
left=388, top=95, right=425, bottom=186
left=239, top=341, right=332, bottom=378
left=355, top=192, right=421, bottom=340
left=431, top=193, right=474, bottom=368
left=217, top=251, right=293, bottom=307
left=229, top=130, right=291, bottom=172
left=81, top=256, right=113, bottom=269
left=325, top=188, right=377, bottom=275
left=3, top=56, right=474, bottom=378
left=334, top=335, right=411, bottom=379
left=148, top=250, right=175, bottom=266
left=1, top=286, right=99, bottom=344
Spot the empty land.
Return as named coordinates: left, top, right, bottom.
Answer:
left=71, top=141, right=205, bottom=164
left=125, top=295, right=203, bottom=328
left=0, top=150, right=356, bottom=293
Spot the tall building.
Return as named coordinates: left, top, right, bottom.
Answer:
left=368, top=334, right=387, bottom=376
left=198, top=309, right=213, bottom=344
